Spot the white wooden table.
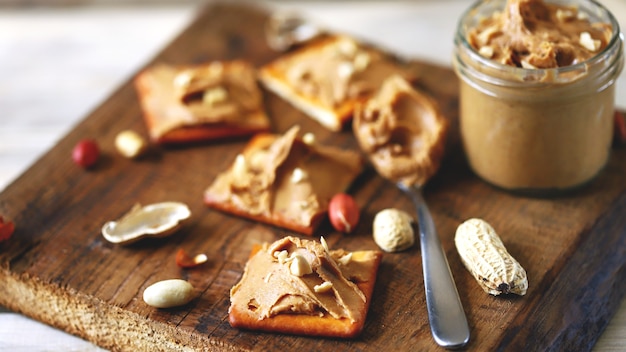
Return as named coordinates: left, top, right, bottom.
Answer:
left=1, top=1, right=625, bottom=351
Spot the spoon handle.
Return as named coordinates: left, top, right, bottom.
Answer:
left=403, top=185, right=470, bottom=349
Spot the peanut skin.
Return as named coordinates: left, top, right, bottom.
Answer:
left=328, top=193, right=360, bottom=233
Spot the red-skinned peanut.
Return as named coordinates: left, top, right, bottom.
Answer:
left=0, top=216, right=15, bottom=242
left=72, top=139, right=100, bottom=168
left=328, top=193, right=360, bottom=233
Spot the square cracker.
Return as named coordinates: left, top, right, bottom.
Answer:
left=203, top=126, right=363, bottom=235
left=134, top=60, right=270, bottom=145
left=229, top=239, right=383, bottom=338
left=259, top=34, right=414, bottom=131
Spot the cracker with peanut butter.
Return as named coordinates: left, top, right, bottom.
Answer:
left=259, top=35, right=414, bottom=131
left=229, top=236, right=383, bottom=338
left=203, top=126, right=363, bottom=235
left=134, top=60, right=270, bottom=144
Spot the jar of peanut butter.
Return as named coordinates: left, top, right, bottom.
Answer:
left=453, top=0, right=624, bottom=195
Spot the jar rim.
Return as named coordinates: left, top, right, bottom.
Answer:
left=455, top=0, right=624, bottom=83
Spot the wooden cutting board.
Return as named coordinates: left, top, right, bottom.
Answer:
left=1, top=3, right=625, bottom=351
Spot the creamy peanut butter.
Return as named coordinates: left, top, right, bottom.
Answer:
left=468, top=0, right=612, bottom=68
left=230, top=236, right=377, bottom=322
left=454, top=0, right=624, bottom=193
left=205, top=126, right=363, bottom=229
left=459, top=82, right=615, bottom=190
left=286, top=36, right=410, bottom=108
left=353, top=75, right=448, bottom=187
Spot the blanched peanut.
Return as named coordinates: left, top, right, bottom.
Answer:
left=143, top=279, right=195, bottom=308
left=115, top=130, right=147, bottom=159
left=203, top=86, right=228, bottom=106
left=289, top=254, right=313, bottom=276
left=290, top=167, right=308, bottom=184
left=579, top=32, right=601, bottom=52
left=302, top=132, right=316, bottom=145
left=314, top=281, right=333, bottom=293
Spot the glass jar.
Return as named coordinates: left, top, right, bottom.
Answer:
left=453, top=0, right=624, bottom=195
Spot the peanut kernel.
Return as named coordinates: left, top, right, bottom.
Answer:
left=555, top=9, right=576, bottom=22
left=290, top=167, right=307, bottom=184
left=478, top=46, right=494, bottom=59
left=289, top=254, right=313, bottom=276
left=233, top=154, right=247, bottom=175
left=143, top=279, right=194, bottom=308
left=203, top=86, right=228, bottom=106
left=353, top=52, right=371, bottom=72
left=337, top=62, right=355, bottom=79
left=520, top=60, right=538, bottom=69
left=314, top=281, right=333, bottom=293
left=115, top=130, right=147, bottom=159
left=302, top=132, right=316, bottom=145
left=337, top=252, right=353, bottom=266
left=273, top=250, right=289, bottom=264
left=320, top=236, right=331, bottom=255
left=173, top=71, right=192, bottom=88
left=337, top=38, right=358, bottom=57
left=579, top=32, right=600, bottom=52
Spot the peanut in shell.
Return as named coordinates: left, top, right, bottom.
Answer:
left=454, top=218, right=528, bottom=296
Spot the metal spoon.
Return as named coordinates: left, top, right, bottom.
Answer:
left=266, top=12, right=469, bottom=346
left=397, top=182, right=470, bottom=349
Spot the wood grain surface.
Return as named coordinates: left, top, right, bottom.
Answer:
left=1, top=3, right=625, bottom=351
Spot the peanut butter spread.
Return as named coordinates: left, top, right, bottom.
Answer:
left=468, top=0, right=612, bottom=68
left=455, top=0, right=622, bottom=192
left=230, top=236, right=378, bottom=322
left=138, top=61, right=264, bottom=139
left=353, top=75, right=448, bottom=187
left=284, top=36, right=411, bottom=108
left=204, top=126, right=363, bottom=229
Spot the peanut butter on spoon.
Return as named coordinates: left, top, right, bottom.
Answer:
left=353, top=75, right=470, bottom=348
left=353, top=75, right=447, bottom=188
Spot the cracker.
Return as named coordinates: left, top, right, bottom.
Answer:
left=203, top=126, right=363, bottom=235
left=134, top=60, right=270, bottom=144
left=259, top=35, right=414, bottom=131
left=229, top=236, right=383, bottom=338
